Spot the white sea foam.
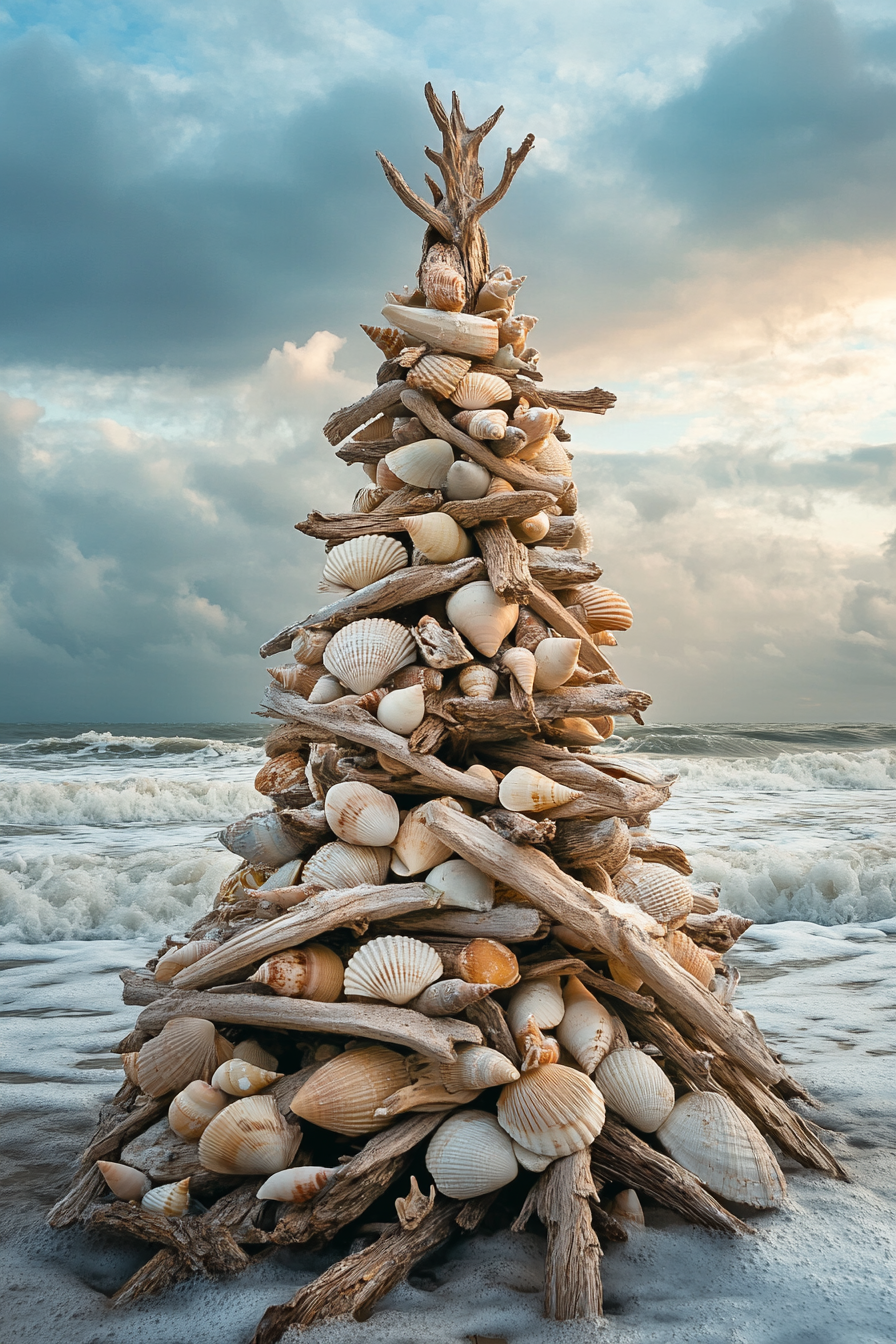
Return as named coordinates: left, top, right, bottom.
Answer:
left=0, top=729, right=264, bottom=760
left=655, top=747, right=896, bottom=791
left=0, top=776, right=265, bottom=827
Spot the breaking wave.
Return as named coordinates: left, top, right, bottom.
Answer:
left=0, top=777, right=265, bottom=828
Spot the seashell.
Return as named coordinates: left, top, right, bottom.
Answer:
left=141, top=1178, right=190, bottom=1218
left=362, top=461, right=379, bottom=483
left=466, top=763, right=496, bottom=783
left=486, top=475, right=514, bottom=495
left=452, top=409, right=508, bottom=442
left=546, top=717, right=611, bottom=748
left=594, top=1048, right=675, bottom=1132
left=614, top=862, right=693, bottom=925
left=528, top=439, right=573, bottom=477
left=497, top=1062, right=605, bottom=1158
left=390, top=797, right=459, bottom=875
left=425, top=858, right=494, bottom=912
left=258, top=857, right=303, bottom=893
left=219, top=810, right=310, bottom=867
left=154, top=940, right=218, bottom=984
left=353, top=415, right=395, bottom=443
left=168, top=1080, right=228, bottom=1140
left=498, top=765, right=582, bottom=813
left=323, top=618, right=416, bottom=695
left=450, top=371, right=512, bottom=410
left=290, top=1045, right=411, bottom=1135
left=360, top=324, right=412, bottom=358
left=309, top=674, right=346, bottom=705
left=691, top=885, right=720, bottom=916
left=300, top=840, right=392, bottom=891
left=607, top=957, right=643, bottom=993
left=322, top=536, right=408, bottom=592
left=250, top=944, right=344, bottom=1001
left=445, top=460, right=492, bottom=500
left=121, top=1051, right=140, bottom=1084
left=385, top=440, right=455, bottom=490
left=499, top=313, right=538, bottom=356
left=375, top=457, right=405, bottom=492
left=532, top=638, right=580, bottom=691
left=256, top=1165, right=339, bottom=1203
left=382, top=305, right=499, bottom=359
left=445, top=582, right=519, bottom=658
left=560, top=584, right=633, bottom=632
left=392, top=415, right=428, bottom=445
left=401, top=513, right=472, bottom=563
left=501, top=647, right=536, bottom=695
left=511, top=1141, right=553, bottom=1173
left=511, top=402, right=561, bottom=444
left=324, top=781, right=399, bottom=848
left=664, top=930, right=716, bottom=988
left=506, top=977, right=564, bottom=1042
left=199, top=1095, right=302, bottom=1175
left=135, top=1017, right=233, bottom=1098
left=405, top=353, right=471, bottom=398
left=212, top=1058, right=283, bottom=1097
left=254, top=753, right=306, bottom=798
left=612, top=1188, right=645, bottom=1226
left=408, top=978, right=498, bottom=1016
left=344, top=935, right=443, bottom=1005
left=355, top=686, right=389, bottom=714
left=556, top=976, right=615, bottom=1073
left=97, top=1160, right=151, bottom=1201
left=657, top=1092, right=786, bottom=1207
left=420, top=257, right=466, bottom=314
left=458, top=663, right=498, bottom=699
left=518, top=1016, right=561, bottom=1071
left=385, top=286, right=425, bottom=306
left=458, top=938, right=519, bottom=988
left=376, top=685, right=426, bottom=736
left=568, top=512, right=593, bottom=556
left=476, top=270, right=526, bottom=312
left=268, top=662, right=328, bottom=695
left=234, top=1040, right=279, bottom=1071
left=508, top=512, right=551, bottom=543
left=289, top=629, right=332, bottom=665
left=425, top=1110, right=518, bottom=1199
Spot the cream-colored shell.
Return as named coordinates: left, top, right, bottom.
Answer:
left=308, top=674, right=344, bottom=704
left=290, top=1045, right=411, bottom=1136
left=512, top=403, right=561, bottom=443
left=507, top=977, right=565, bottom=1040
left=549, top=717, right=612, bottom=747
left=425, top=1110, right=518, bottom=1199
left=445, top=459, right=493, bottom=499
left=568, top=512, right=593, bottom=556
left=168, top=1080, right=228, bottom=1140
left=376, top=685, right=426, bottom=736
left=390, top=798, right=458, bottom=875
left=249, top=944, right=344, bottom=1001
left=141, top=1178, right=190, bottom=1217
left=154, top=940, right=218, bottom=983
left=324, top=781, right=400, bottom=847
left=664, top=930, right=716, bottom=988
left=256, top=1166, right=339, bottom=1203
left=321, top=535, right=408, bottom=592
left=458, top=663, right=498, bottom=699
left=612, top=1188, right=645, bottom=1226
left=424, top=858, right=494, bottom=912
left=97, top=1160, right=151, bottom=1201
left=657, top=1092, right=787, bottom=1208
left=323, top=618, right=416, bottom=695
left=212, top=1058, right=283, bottom=1097
left=291, top=628, right=333, bottom=664
left=437, top=1045, right=520, bottom=1092
left=614, top=861, right=694, bottom=925
left=199, top=1095, right=302, bottom=1176
left=594, top=1048, right=676, bottom=1133
left=445, top=582, right=519, bottom=658
left=385, top=440, right=455, bottom=490
left=352, top=485, right=390, bottom=514
left=343, top=935, right=443, bottom=1005
left=533, top=638, right=581, bottom=691
left=402, top=513, right=472, bottom=563
left=135, top=1017, right=233, bottom=1098
left=511, top=1141, right=553, bottom=1173
left=498, top=765, right=582, bottom=813
left=501, top=647, right=536, bottom=695
left=555, top=976, right=615, bottom=1073
left=267, top=662, right=328, bottom=695
left=529, top=439, right=573, bottom=477
left=405, top=353, right=471, bottom=398
left=497, top=1063, right=605, bottom=1158
left=382, top=304, right=499, bottom=359
left=301, top=841, right=391, bottom=891
left=450, top=371, right=512, bottom=410
left=508, top=512, right=551, bottom=543
left=234, top=1040, right=279, bottom=1071
left=452, top=409, right=508, bottom=441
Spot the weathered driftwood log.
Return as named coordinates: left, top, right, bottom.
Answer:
left=539, top=386, right=617, bottom=414
left=575, top=966, right=657, bottom=1011
left=411, top=616, right=473, bottom=669
left=447, top=684, right=652, bottom=736
left=322, top=380, right=407, bottom=445
left=463, top=995, right=521, bottom=1066
left=480, top=809, right=556, bottom=845
left=629, top=833, right=693, bottom=875
left=372, top=905, right=546, bottom=940
left=440, top=490, right=555, bottom=527
left=550, top=817, right=632, bottom=870
left=543, top=515, right=577, bottom=547
left=526, top=548, right=603, bottom=590
left=295, top=490, right=440, bottom=542
left=473, top=519, right=532, bottom=602
left=685, top=911, right=754, bottom=952
left=85, top=1202, right=249, bottom=1278
left=613, top=1001, right=717, bottom=1088
left=526, top=580, right=618, bottom=679
left=335, top=438, right=399, bottom=465
left=513, top=1149, right=603, bottom=1320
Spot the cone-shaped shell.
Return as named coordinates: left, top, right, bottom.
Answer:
left=97, top=1160, right=151, bottom=1201
left=508, top=512, right=551, bottom=543
left=568, top=512, right=593, bottom=556
left=308, top=674, right=344, bottom=704
left=168, top=1080, right=228, bottom=1140
left=450, top=371, right=512, bottom=410
left=360, top=324, right=409, bottom=359
left=344, top=935, right=443, bottom=1005
left=425, top=1110, right=518, bottom=1199
left=234, top=1040, right=279, bottom=1071
left=445, top=582, right=518, bottom=658
left=323, top=619, right=416, bottom=695
left=657, top=1092, right=787, bottom=1207
left=565, top=584, right=633, bottom=632
left=391, top=799, right=457, bottom=875
left=212, top=1058, right=283, bottom=1097
left=408, top=978, right=498, bottom=1017
left=452, top=409, right=508, bottom=442
left=404, top=352, right=471, bottom=398
left=511, top=1141, right=554, bottom=1173
left=256, top=1165, right=339, bottom=1203
left=594, top=1048, right=676, bottom=1132
left=135, top=1018, right=233, bottom=1098
left=254, top=752, right=306, bottom=797
left=250, top=944, right=344, bottom=1001
left=440, top=1045, right=520, bottom=1091
left=268, top=662, right=328, bottom=695
left=385, top=440, right=454, bottom=490
left=458, top=663, right=498, bottom=699
left=497, top=1063, right=605, bottom=1158
left=425, top=857, right=494, bottom=912
left=154, top=940, right=218, bottom=983
left=556, top=976, right=616, bottom=1074
left=498, top=765, right=582, bottom=814
left=445, top=459, right=493, bottom=500
left=459, top=938, right=519, bottom=988
left=322, top=535, right=407, bottom=592
left=402, top=513, right=472, bottom=563
left=141, top=1178, right=190, bottom=1217
left=615, top=862, right=694, bottom=925
left=507, top=977, right=565, bottom=1039
left=290, top=1045, right=411, bottom=1136
left=612, top=1188, right=645, bottom=1226
left=199, top=1095, right=302, bottom=1176
left=533, top=638, right=581, bottom=691
left=547, top=717, right=609, bottom=747
left=376, top=685, right=426, bottom=736
left=664, top=930, right=716, bottom=987
left=501, top=647, right=536, bottom=695
left=324, top=781, right=400, bottom=847
left=301, top=841, right=391, bottom=892
left=382, top=305, right=499, bottom=359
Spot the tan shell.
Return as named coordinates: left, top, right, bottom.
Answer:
left=568, top=512, right=593, bottom=555
left=402, top=513, right=472, bottom=563
left=452, top=409, right=508, bottom=441
left=96, top=1160, right=151, bottom=1201
left=212, top=1058, right=283, bottom=1097
left=250, top=944, right=344, bottom=1001
left=607, top=957, right=643, bottom=993
left=612, top=1188, right=645, bottom=1226
left=233, top=1040, right=279, bottom=1071
left=375, top=457, right=404, bottom=492
left=135, top=1017, right=233, bottom=1098
left=450, top=371, right=512, bottom=410
left=614, top=861, right=694, bottom=925
left=445, top=459, right=493, bottom=499
left=511, top=403, right=560, bottom=443
left=324, top=781, right=400, bottom=847
left=290, top=1045, right=411, bottom=1136
left=376, top=685, right=426, bottom=735
left=256, top=1165, right=339, bottom=1203
left=529, top=439, right=573, bottom=476
left=290, top=628, right=333, bottom=664
left=382, top=304, right=499, bottom=359
left=436, top=1045, right=520, bottom=1092
left=308, top=674, right=344, bottom=704
left=390, top=798, right=458, bottom=875
left=141, top=1178, right=190, bottom=1217
left=304, top=841, right=393, bottom=893
left=497, top=1062, right=605, bottom=1158
left=408, top=978, right=497, bottom=1017
left=458, top=663, right=498, bottom=699
left=555, top=976, right=615, bottom=1073
left=344, top=935, right=443, bottom=1005
left=154, top=940, right=218, bottom=983
left=360, top=324, right=411, bottom=358
left=546, top=717, right=611, bottom=747
left=508, top=511, right=551, bottom=543
left=323, top=618, right=416, bottom=695
left=657, top=1092, right=787, bottom=1207
left=561, top=584, right=633, bottom=632
left=486, top=475, right=514, bottom=495
left=267, top=662, right=328, bottom=695
left=459, top=938, right=519, bottom=988
left=199, top=1095, right=302, bottom=1175
left=507, top=977, right=565, bottom=1041
left=532, top=638, right=580, bottom=691
left=219, top=810, right=311, bottom=867
left=595, top=1048, right=676, bottom=1132
left=254, top=752, right=306, bottom=797
left=167, top=1080, right=228, bottom=1140
left=352, top=485, right=390, bottom=514
left=322, top=535, right=408, bottom=592
left=501, top=647, right=536, bottom=695
left=511, top=1141, right=553, bottom=1173
left=121, top=1051, right=140, bottom=1084
left=425, top=858, right=494, bottom=911
left=425, top=1110, right=518, bottom=1199
left=498, top=765, right=582, bottom=813
left=445, top=582, right=519, bottom=658
left=420, top=253, right=466, bottom=313
left=405, top=352, right=471, bottom=398
left=664, top=930, right=716, bottom=988
left=499, top=313, right=538, bottom=356
left=353, top=415, right=395, bottom=443
left=385, top=439, right=455, bottom=490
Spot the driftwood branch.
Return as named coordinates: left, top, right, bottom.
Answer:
left=295, top=490, right=440, bottom=542
left=527, top=580, right=619, bottom=679
left=85, top=1202, right=249, bottom=1277
left=323, top=381, right=408, bottom=446
left=539, top=386, right=617, bottom=415
left=629, top=834, right=693, bottom=875
left=513, top=1150, right=602, bottom=1320
left=440, top=490, right=555, bottom=527
left=375, top=151, right=454, bottom=239
left=372, top=904, right=547, bottom=941
left=473, top=519, right=532, bottom=602
left=525, top=548, right=603, bottom=590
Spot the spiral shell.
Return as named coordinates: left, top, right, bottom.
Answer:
left=290, top=1045, right=411, bottom=1136
left=501, top=647, right=536, bottom=695
left=508, top=512, right=551, bottom=543
left=445, top=582, right=519, bottom=658
left=167, top=1080, right=228, bottom=1140
left=458, top=663, right=498, bottom=699
left=424, top=858, right=494, bottom=912
left=360, top=324, right=411, bottom=358
left=450, top=371, right=512, bottom=410
left=267, top=662, right=328, bottom=695
left=135, top=1017, right=233, bottom=1098
left=96, top=1160, right=151, bottom=1201
left=344, top=935, right=443, bottom=1005
left=300, top=841, right=392, bottom=892
left=384, top=440, right=455, bottom=490
left=199, top=1095, right=302, bottom=1176
left=499, top=313, right=538, bottom=356
left=425, top=1110, right=518, bottom=1199
left=324, top=781, right=400, bottom=847
left=614, top=861, right=694, bottom=925
left=497, top=1063, right=605, bottom=1158
left=664, top=930, right=716, bottom=988
left=498, top=766, right=582, bottom=813
left=445, top=459, right=493, bottom=499
left=404, top=353, right=471, bottom=398
left=382, top=305, right=499, bottom=360
left=323, top=618, right=416, bottom=695
left=250, top=944, right=345, bottom=1001
left=290, top=629, right=333, bottom=664
left=594, top=1048, right=676, bottom=1133
left=402, top=513, right=472, bottom=563
left=141, top=1178, right=190, bottom=1217
left=452, top=409, right=508, bottom=441
left=657, top=1092, right=787, bottom=1207
left=532, top=638, right=580, bottom=691
left=555, top=975, right=615, bottom=1074
left=376, top=685, right=426, bottom=735
left=308, top=674, right=344, bottom=704
left=154, top=940, right=218, bottom=984
left=256, top=1166, right=339, bottom=1203
left=321, top=535, right=408, bottom=592
left=390, top=798, right=458, bottom=876
left=212, top=1058, right=283, bottom=1097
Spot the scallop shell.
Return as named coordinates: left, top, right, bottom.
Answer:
left=459, top=938, right=519, bottom=988
left=498, top=766, right=582, bottom=813
left=497, top=1062, right=605, bottom=1158
left=420, top=259, right=466, bottom=313
left=154, top=940, right=218, bottom=984
left=353, top=485, right=390, bottom=514
left=508, top=512, right=551, bottom=543
left=425, top=858, right=494, bottom=912
left=360, top=324, right=411, bottom=358
left=212, top=1058, right=283, bottom=1097
left=445, top=582, right=519, bottom=658
left=664, top=930, right=716, bottom=988
left=96, top=1160, right=151, bottom=1201
left=308, top=674, right=345, bottom=704
left=323, top=618, right=416, bottom=695
left=450, top=371, right=512, bottom=410
left=344, top=935, right=443, bottom=1005
left=353, top=415, right=395, bottom=443
left=290, top=1045, right=411, bottom=1136
left=614, top=862, right=694, bottom=925
left=376, top=684, right=426, bottom=736
left=511, top=1141, right=553, bottom=1173
left=199, top=1095, right=302, bottom=1176
left=501, top=647, right=536, bottom=695
left=250, top=944, right=344, bottom=1001
left=425, top=1110, right=518, bottom=1200
left=141, top=1178, right=190, bottom=1217
left=256, top=1165, right=339, bottom=1203
left=555, top=976, right=615, bottom=1073
left=402, top=513, right=472, bottom=563
left=657, top=1092, right=787, bottom=1207
left=218, top=810, right=310, bottom=867
left=506, top=977, right=565, bottom=1042
left=254, top=753, right=306, bottom=797
left=135, top=1017, right=234, bottom=1098
left=267, top=662, right=328, bottom=695
left=167, top=1080, right=228, bottom=1140
left=324, top=781, right=400, bottom=847
left=452, top=409, right=508, bottom=442
left=382, top=305, right=499, bottom=360
left=458, top=663, right=498, bottom=699
left=532, top=638, right=580, bottom=691
left=290, top=629, right=333, bottom=664
left=561, top=584, right=633, bottom=632
left=301, top=840, right=391, bottom=891
left=404, top=353, right=471, bottom=398
left=322, top=536, right=408, bottom=592
left=390, top=798, right=458, bottom=875
left=594, top=1048, right=675, bottom=1133
left=385, top=440, right=455, bottom=490
left=234, top=1040, right=279, bottom=1071
left=445, top=460, right=493, bottom=500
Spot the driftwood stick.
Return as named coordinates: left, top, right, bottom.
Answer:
left=295, top=492, right=440, bottom=542
left=85, top=1203, right=249, bottom=1277
left=514, top=1150, right=603, bottom=1321
left=543, top=515, right=577, bottom=547
left=463, top=995, right=521, bottom=1066
left=630, top=834, right=693, bottom=875
left=526, top=548, right=603, bottom=590
left=527, top=580, right=619, bottom=679
left=539, top=386, right=617, bottom=414
left=575, top=967, right=657, bottom=1011
left=481, top=809, right=556, bottom=845
left=371, top=905, right=547, bottom=940
left=473, top=519, right=532, bottom=602
left=447, top=684, right=652, bottom=735
left=323, top=381, right=407, bottom=446
left=440, top=490, right=555, bottom=527
left=47, top=1163, right=107, bottom=1229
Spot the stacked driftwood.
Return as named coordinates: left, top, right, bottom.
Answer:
left=49, top=85, right=848, bottom=1341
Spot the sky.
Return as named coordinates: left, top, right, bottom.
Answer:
left=0, top=0, right=894, bottom=723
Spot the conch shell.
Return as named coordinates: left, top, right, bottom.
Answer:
left=167, top=1080, right=228, bottom=1140
left=445, top=460, right=493, bottom=499
left=424, top=857, right=494, bottom=911
left=497, top=1062, right=605, bottom=1158
left=134, top=1017, right=233, bottom=1098
left=250, top=944, right=344, bottom=1000
left=390, top=798, right=459, bottom=875
left=96, top=1160, right=151, bottom=1201
left=402, top=513, right=472, bottom=562
left=498, top=765, right=582, bottom=813
left=360, top=324, right=412, bottom=358
left=445, top=581, right=519, bottom=657
left=384, top=440, right=454, bottom=490
left=323, top=618, right=416, bottom=694
left=376, top=685, right=426, bottom=735
left=256, top=1166, right=339, bottom=1203
left=299, top=841, right=391, bottom=892
left=267, top=662, right=328, bottom=695
left=450, top=371, right=512, bottom=410
left=452, top=409, right=508, bottom=441
left=324, top=781, right=400, bottom=847
left=382, top=304, right=499, bottom=360
left=321, top=535, right=408, bottom=592
left=458, top=663, right=498, bottom=699
left=290, top=1045, right=411, bottom=1136
left=425, top=1110, right=518, bottom=1200
left=594, top=1047, right=675, bottom=1133
left=555, top=975, right=615, bottom=1073
left=154, top=940, right=218, bottom=984
left=141, top=1178, right=190, bottom=1217
left=211, top=1058, right=283, bottom=1097
left=405, top=353, right=471, bottom=398
left=657, top=1092, right=787, bottom=1207
left=198, top=1095, right=302, bottom=1175
left=343, top=935, right=443, bottom=1005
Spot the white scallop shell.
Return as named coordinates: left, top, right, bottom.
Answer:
left=301, top=841, right=391, bottom=891
left=450, top=371, right=512, bottom=410
left=425, top=1110, right=518, bottom=1199
left=497, top=1062, right=605, bottom=1158
left=555, top=976, right=616, bottom=1073
left=376, top=685, right=426, bottom=736
left=425, top=858, right=494, bottom=912
left=498, top=765, right=582, bottom=813
left=256, top=1165, right=339, bottom=1203
left=324, top=781, right=400, bottom=847
left=445, top=581, right=519, bottom=658
left=402, top=513, right=472, bottom=562
left=445, top=460, right=493, bottom=500
left=323, top=618, right=416, bottom=695
left=321, top=535, right=408, bottom=591
left=211, top=1058, right=283, bottom=1097
left=198, top=1095, right=302, bottom=1176
left=594, top=1048, right=676, bottom=1133
left=141, top=1178, right=191, bottom=1217
left=343, top=935, right=443, bottom=1005
left=532, top=638, right=581, bottom=691
left=656, top=1092, right=787, bottom=1208
left=384, top=440, right=455, bottom=489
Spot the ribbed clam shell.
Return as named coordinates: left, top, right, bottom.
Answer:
left=450, top=371, right=512, bottom=410
left=267, top=662, right=328, bottom=695
left=256, top=1166, right=339, bottom=1203
left=344, top=935, right=443, bottom=1005
left=212, top=1058, right=283, bottom=1097
left=135, top=1017, right=233, bottom=1098
left=167, top=1080, right=228, bottom=1140
left=360, top=324, right=410, bottom=358
left=452, top=409, right=508, bottom=441
left=445, top=460, right=493, bottom=499
left=353, top=415, right=394, bottom=443
left=445, top=582, right=519, bottom=658
left=301, top=840, right=391, bottom=891
left=234, top=1040, right=279, bottom=1071
left=512, top=404, right=561, bottom=443
left=497, top=1063, right=605, bottom=1158
left=199, top=1095, right=302, bottom=1176
left=556, top=976, right=615, bottom=1073
left=425, top=1110, right=518, bottom=1199
left=322, top=535, right=407, bottom=592
left=390, top=798, right=458, bottom=875
left=440, top=1045, right=520, bottom=1091
left=404, top=352, right=471, bottom=398
left=511, top=1141, right=553, bottom=1173
left=501, top=647, right=536, bottom=694
left=421, top=245, right=467, bottom=312
left=308, top=674, right=344, bottom=704
left=458, top=663, right=498, bottom=699
left=498, top=766, right=582, bottom=814
left=385, top=440, right=454, bottom=489
left=323, top=619, right=416, bottom=695
left=290, top=1045, right=411, bottom=1136
left=459, top=938, right=519, bottom=988
left=402, top=513, right=472, bottom=563
left=594, top=1048, right=675, bottom=1132
left=254, top=752, right=306, bottom=797
left=154, top=940, right=218, bottom=984
left=507, top=977, right=565, bottom=1040
left=376, top=685, right=426, bottom=736
left=614, top=862, right=694, bottom=924
left=425, top=857, right=495, bottom=911
left=532, top=638, right=581, bottom=691
left=657, top=1092, right=787, bottom=1207
left=325, top=781, right=400, bottom=847
left=664, top=930, right=716, bottom=988
left=690, top=883, right=720, bottom=915
left=352, top=485, right=390, bottom=514
left=218, top=810, right=309, bottom=866
left=141, top=1178, right=190, bottom=1217
left=97, top=1160, right=151, bottom=1201
left=249, top=944, right=344, bottom=1000
left=563, top=584, right=633, bottom=632
left=508, top=511, right=551, bottom=543
left=382, top=305, right=499, bottom=359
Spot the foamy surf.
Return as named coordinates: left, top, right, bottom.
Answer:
left=0, top=776, right=266, bottom=827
